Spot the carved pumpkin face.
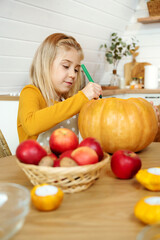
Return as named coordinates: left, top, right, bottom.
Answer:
left=78, top=98, right=158, bottom=153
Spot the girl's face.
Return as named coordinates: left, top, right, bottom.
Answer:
left=51, top=46, right=81, bottom=100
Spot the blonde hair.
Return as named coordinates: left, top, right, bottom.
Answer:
left=30, top=33, right=84, bottom=106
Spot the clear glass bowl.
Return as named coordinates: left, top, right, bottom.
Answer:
left=137, top=224, right=160, bottom=240
left=0, top=183, right=30, bottom=240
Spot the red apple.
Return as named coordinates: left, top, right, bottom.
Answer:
left=59, top=150, right=73, bottom=160
left=71, top=146, right=98, bottom=166
left=48, top=152, right=58, bottom=161
left=53, top=159, right=61, bottom=167
left=111, top=150, right=142, bottom=179
left=79, top=137, right=104, bottom=161
left=48, top=153, right=60, bottom=167
left=16, top=140, right=47, bottom=165
left=49, top=128, right=78, bottom=155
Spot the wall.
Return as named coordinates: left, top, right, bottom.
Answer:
left=124, top=0, right=160, bottom=69
left=0, top=0, right=138, bottom=95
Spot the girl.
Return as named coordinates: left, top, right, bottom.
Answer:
left=17, top=33, right=102, bottom=146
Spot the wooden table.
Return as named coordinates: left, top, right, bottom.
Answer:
left=1, top=143, right=160, bottom=240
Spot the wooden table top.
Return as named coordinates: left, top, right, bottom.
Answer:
left=1, top=142, right=160, bottom=240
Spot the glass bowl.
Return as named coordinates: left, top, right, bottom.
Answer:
left=137, top=224, right=160, bottom=240
left=0, top=183, right=30, bottom=240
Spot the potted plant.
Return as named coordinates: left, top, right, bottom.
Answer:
left=100, top=33, right=138, bottom=87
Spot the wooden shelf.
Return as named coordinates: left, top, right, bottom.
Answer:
left=138, top=16, right=160, bottom=24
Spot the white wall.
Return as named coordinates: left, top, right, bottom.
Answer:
left=123, top=0, right=160, bottom=72
left=0, top=0, right=139, bottom=94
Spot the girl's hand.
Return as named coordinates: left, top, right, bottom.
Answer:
left=82, top=82, right=102, bottom=100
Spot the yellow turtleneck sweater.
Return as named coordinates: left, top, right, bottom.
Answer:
left=17, top=84, right=89, bottom=143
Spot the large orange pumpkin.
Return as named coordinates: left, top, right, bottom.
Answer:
left=78, top=98, right=158, bottom=153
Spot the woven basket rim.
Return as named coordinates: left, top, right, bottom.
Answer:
left=16, top=152, right=110, bottom=174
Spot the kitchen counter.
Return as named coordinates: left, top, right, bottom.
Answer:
left=0, top=95, right=19, bottom=101
left=1, top=142, right=160, bottom=240
left=102, top=88, right=160, bottom=97
left=1, top=89, right=160, bottom=101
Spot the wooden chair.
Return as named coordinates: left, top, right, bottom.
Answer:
left=0, top=130, right=12, bottom=158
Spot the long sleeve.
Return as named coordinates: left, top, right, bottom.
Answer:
left=17, top=85, right=89, bottom=142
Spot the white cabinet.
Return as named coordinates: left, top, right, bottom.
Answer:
left=0, top=100, right=19, bottom=154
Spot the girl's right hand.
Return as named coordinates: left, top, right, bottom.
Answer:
left=81, top=82, right=102, bottom=100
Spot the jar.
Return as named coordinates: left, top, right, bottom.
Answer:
left=110, top=69, right=120, bottom=88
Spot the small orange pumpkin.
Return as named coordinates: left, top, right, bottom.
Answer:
left=134, top=196, right=160, bottom=224
left=78, top=98, right=158, bottom=153
left=31, top=184, right=64, bottom=211
left=136, top=167, right=160, bottom=191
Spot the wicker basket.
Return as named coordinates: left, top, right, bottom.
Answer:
left=16, top=153, right=110, bottom=193
left=147, top=0, right=160, bottom=16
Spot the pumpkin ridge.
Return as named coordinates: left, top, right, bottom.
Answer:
left=128, top=98, right=146, bottom=152
left=98, top=98, right=108, bottom=148
left=121, top=99, right=133, bottom=150
left=127, top=98, right=157, bottom=152
left=136, top=98, right=158, bottom=151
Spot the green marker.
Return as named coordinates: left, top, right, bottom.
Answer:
left=81, top=64, right=102, bottom=99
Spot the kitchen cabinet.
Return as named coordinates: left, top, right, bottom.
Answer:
left=0, top=95, right=19, bottom=154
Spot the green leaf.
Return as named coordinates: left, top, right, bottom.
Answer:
left=105, top=53, right=112, bottom=58
left=100, top=32, right=138, bottom=64
left=110, top=44, right=116, bottom=50
left=108, top=58, right=113, bottom=64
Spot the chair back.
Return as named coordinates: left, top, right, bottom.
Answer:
left=0, top=130, right=12, bottom=158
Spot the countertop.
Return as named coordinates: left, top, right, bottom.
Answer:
left=102, top=88, right=160, bottom=97
left=1, top=89, right=160, bottom=100
left=1, top=142, right=160, bottom=240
